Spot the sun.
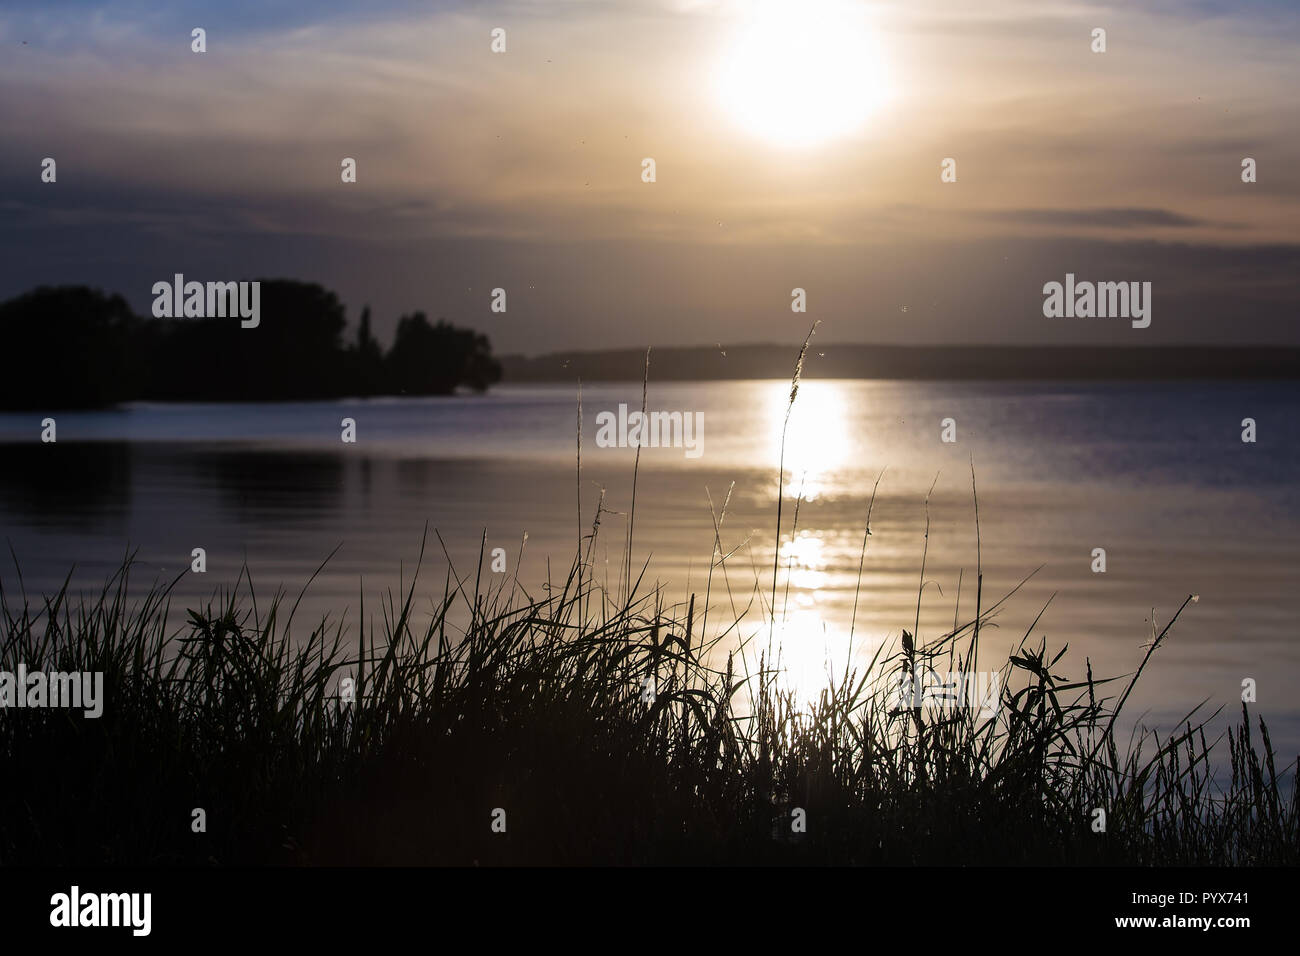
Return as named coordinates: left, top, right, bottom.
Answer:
left=715, top=0, right=892, bottom=148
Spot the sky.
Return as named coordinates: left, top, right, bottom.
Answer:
left=1, top=0, right=1297, bottom=354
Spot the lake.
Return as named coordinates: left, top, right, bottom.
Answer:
left=1, top=379, right=1297, bottom=760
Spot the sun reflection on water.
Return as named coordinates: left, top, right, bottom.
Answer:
left=767, top=380, right=852, bottom=500
left=766, top=530, right=858, bottom=704
left=760, top=381, right=859, bottom=702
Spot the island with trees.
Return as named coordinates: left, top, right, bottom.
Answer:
left=0, top=281, right=502, bottom=409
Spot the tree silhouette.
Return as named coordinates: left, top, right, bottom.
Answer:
left=0, top=286, right=139, bottom=409
left=0, top=283, right=502, bottom=407
left=348, top=305, right=385, bottom=396
left=386, top=312, right=502, bottom=395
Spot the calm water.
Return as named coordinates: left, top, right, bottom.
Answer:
left=1, top=380, right=1297, bottom=757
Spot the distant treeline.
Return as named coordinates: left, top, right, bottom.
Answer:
left=0, top=282, right=501, bottom=409
left=502, top=343, right=1300, bottom=382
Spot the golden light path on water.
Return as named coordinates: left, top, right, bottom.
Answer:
left=765, top=380, right=852, bottom=502
left=762, top=381, right=865, bottom=704
left=771, top=537, right=861, bottom=707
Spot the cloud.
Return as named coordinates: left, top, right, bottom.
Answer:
left=982, top=208, right=1210, bottom=229
left=0, top=0, right=1296, bottom=352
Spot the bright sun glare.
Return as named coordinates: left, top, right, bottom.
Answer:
left=767, top=380, right=851, bottom=501
left=716, top=0, right=892, bottom=148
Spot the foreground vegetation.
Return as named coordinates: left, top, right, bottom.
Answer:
left=0, top=523, right=1295, bottom=865
left=2, top=335, right=1295, bottom=866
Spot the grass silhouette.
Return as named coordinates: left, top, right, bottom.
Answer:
left=1, top=339, right=1295, bottom=866
left=2, top=526, right=1294, bottom=865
